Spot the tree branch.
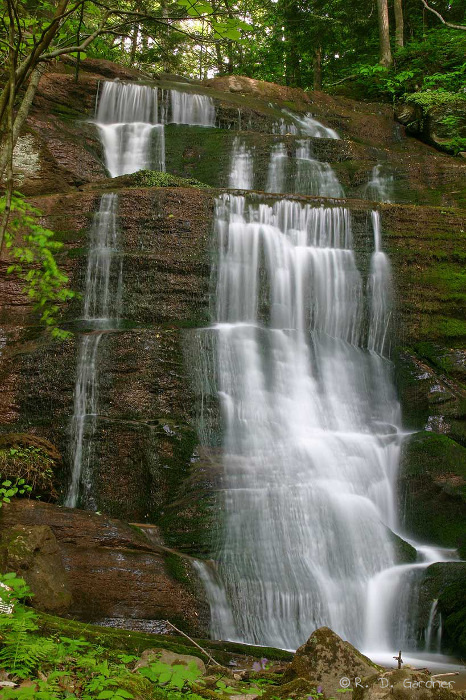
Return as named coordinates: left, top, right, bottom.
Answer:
left=420, top=0, right=466, bottom=30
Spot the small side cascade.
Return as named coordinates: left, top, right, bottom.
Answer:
left=364, top=164, right=394, bottom=203
left=266, top=143, right=287, bottom=193
left=229, top=137, right=254, bottom=190
left=425, top=599, right=443, bottom=652
left=66, top=194, right=122, bottom=508
left=363, top=545, right=456, bottom=655
left=367, top=211, right=392, bottom=356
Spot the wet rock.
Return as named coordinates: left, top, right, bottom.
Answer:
left=288, top=627, right=381, bottom=698
left=0, top=524, right=72, bottom=614
left=353, top=668, right=460, bottom=699
left=134, top=648, right=206, bottom=675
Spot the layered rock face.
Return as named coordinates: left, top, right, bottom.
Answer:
left=0, top=58, right=464, bottom=644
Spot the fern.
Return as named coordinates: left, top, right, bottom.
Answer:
left=0, top=632, right=56, bottom=678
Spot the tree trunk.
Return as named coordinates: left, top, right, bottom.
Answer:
left=377, top=0, right=392, bottom=66
left=0, top=67, right=43, bottom=182
left=394, top=0, right=404, bottom=48
left=313, top=46, right=322, bottom=90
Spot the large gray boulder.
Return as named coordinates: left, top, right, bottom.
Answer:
left=289, top=627, right=381, bottom=698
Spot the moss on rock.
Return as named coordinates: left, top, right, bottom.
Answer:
left=398, top=431, right=466, bottom=557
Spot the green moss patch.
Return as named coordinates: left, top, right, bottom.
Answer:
left=113, top=170, right=210, bottom=189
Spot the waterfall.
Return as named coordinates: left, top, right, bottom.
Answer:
left=168, top=89, right=216, bottom=126
left=229, top=138, right=254, bottom=189
left=67, top=80, right=217, bottom=508
left=202, top=193, right=401, bottom=649
left=66, top=194, right=122, bottom=508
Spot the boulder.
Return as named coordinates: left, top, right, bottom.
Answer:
left=134, top=647, right=206, bottom=675
left=0, top=500, right=207, bottom=635
left=289, top=627, right=381, bottom=698
left=0, top=524, right=72, bottom=614
left=262, top=678, right=323, bottom=699
left=353, top=669, right=460, bottom=699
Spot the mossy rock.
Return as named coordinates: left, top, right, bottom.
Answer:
left=112, top=169, right=211, bottom=189
left=419, top=562, right=466, bottom=657
left=0, top=433, right=61, bottom=501
left=398, top=431, right=466, bottom=557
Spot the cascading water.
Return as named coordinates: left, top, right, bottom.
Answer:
left=266, top=140, right=343, bottom=197
left=168, top=89, right=216, bottom=126
left=364, top=164, right=394, bottom=203
left=66, top=194, right=122, bottom=508
left=367, top=211, right=392, bottom=356
left=67, top=80, right=218, bottom=508
left=229, top=137, right=254, bottom=189
left=200, top=193, right=402, bottom=649
left=96, top=82, right=165, bottom=177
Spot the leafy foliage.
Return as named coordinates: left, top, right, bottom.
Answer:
left=0, top=477, right=32, bottom=507
left=0, top=194, right=75, bottom=339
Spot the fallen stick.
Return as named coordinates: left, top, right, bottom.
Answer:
left=163, top=619, right=223, bottom=667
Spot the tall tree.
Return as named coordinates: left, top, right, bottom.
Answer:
left=376, top=0, right=392, bottom=66
left=394, top=0, right=404, bottom=47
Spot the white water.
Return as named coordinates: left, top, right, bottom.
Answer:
left=168, top=89, right=216, bottom=126
left=202, top=193, right=402, bottom=649
left=266, top=140, right=343, bottom=197
left=96, top=82, right=165, bottom=177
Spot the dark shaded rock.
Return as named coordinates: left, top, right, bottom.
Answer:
left=419, top=562, right=466, bottom=657
left=288, top=627, right=381, bottom=698
left=0, top=524, right=72, bottom=614
left=390, top=529, right=418, bottom=564
left=396, top=95, right=466, bottom=156
left=398, top=432, right=466, bottom=557
left=353, top=669, right=460, bottom=699
left=394, top=348, right=465, bottom=444
left=0, top=500, right=208, bottom=635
